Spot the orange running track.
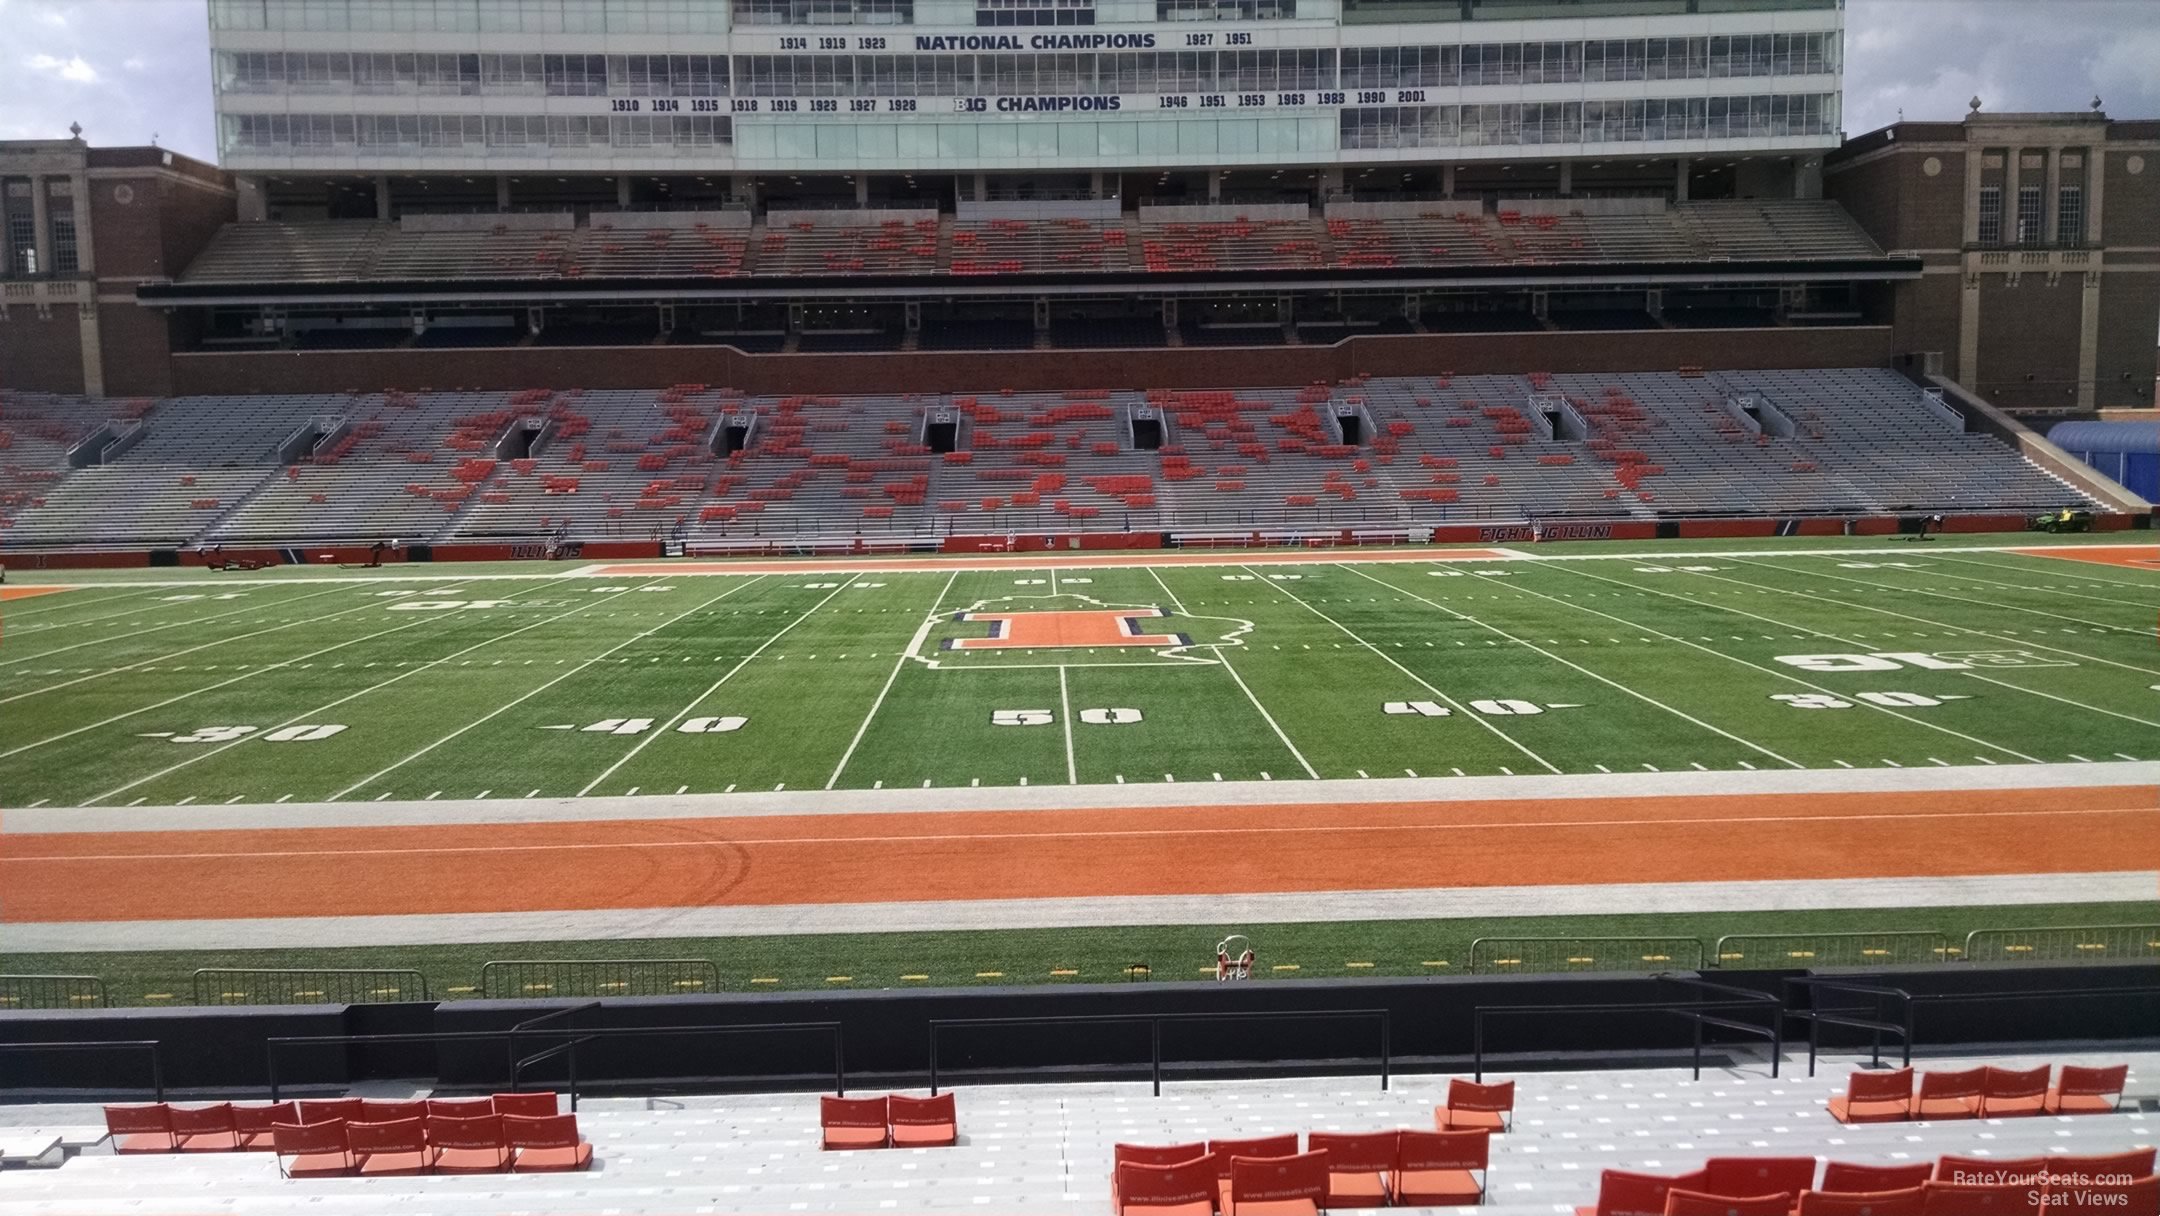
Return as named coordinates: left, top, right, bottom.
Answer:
left=3, top=785, right=2152, bottom=925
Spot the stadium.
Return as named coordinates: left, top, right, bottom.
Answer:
left=1, top=0, right=2158, bottom=1210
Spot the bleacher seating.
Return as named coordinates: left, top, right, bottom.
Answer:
left=0, top=369, right=2097, bottom=550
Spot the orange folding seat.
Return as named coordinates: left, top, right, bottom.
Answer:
left=504, top=1112, right=593, bottom=1172
left=1114, top=1142, right=1210, bottom=1210
left=1208, top=1135, right=1299, bottom=1211
left=1306, top=1130, right=1398, bottom=1207
left=490, top=1091, right=558, bottom=1118
left=2046, top=1175, right=2158, bottom=1216
left=2045, top=1065, right=2129, bottom=1115
left=1439, top=1078, right=1517, bottom=1132
left=1706, top=1158, right=1819, bottom=1206
left=1935, top=1158, right=2049, bottom=1188
left=360, top=1099, right=427, bottom=1123
left=425, top=1096, right=495, bottom=1118
left=169, top=1103, right=242, bottom=1153
left=1980, top=1067, right=2051, bottom=1118
left=1921, top=1181, right=2045, bottom=1216
left=1398, top=1128, right=1491, bottom=1207
left=348, top=1117, right=429, bottom=1176
left=889, top=1092, right=957, bottom=1148
left=2044, top=1152, right=2158, bottom=1184
left=1228, top=1150, right=1331, bottom=1216
left=297, top=1097, right=364, bottom=1124
left=1912, top=1069, right=1986, bottom=1120
left=1830, top=1069, right=1914, bottom=1124
left=1669, top=1190, right=1797, bottom=1216
left=231, top=1102, right=297, bottom=1151
left=1824, top=1165, right=1936, bottom=1193
left=820, top=1095, right=890, bottom=1150
left=1583, top=1168, right=1714, bottom=1216
left=1800, top=1188, right=1927, bottom=1216
left=102, top=1104, right=175, bottom=1154
left=272, top=1119, right=354, bottom=1178
left=428, top=1113, right=510, bottom=1174
left=1116, top=1156, right=1218, bottom=1216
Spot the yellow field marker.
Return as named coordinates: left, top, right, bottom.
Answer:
left=369, top=988, right=401, bottom=997
left=523, top=983, right=555, bottom=992
left=1050, top=968, right=1079, bottom=977
left=1567, top=956, right=1596, bottom=964
left=901, top=974, right=930, bottom=981
left=446, top=986, right=476, bottom=994
left=1272, top=964, right=1300, bottom=972
left=294, top=990, right=325, bottom=998
left=143, top=993, right=172, bottom=1001
left=826, top=975, right=853, bottom=983
left=1420, top=961, right=1449, bottom=968
left=221, top=992, right=248, bottom=999
left=673, top=979, right=705, bottom=988
left=750, top=977, right=779, bottom=985
left=1639, top=954, right=1671, bottom=962
left=975, top=971, right=1005, bottom=978
left=1344, top=962, right=1374, bottom=969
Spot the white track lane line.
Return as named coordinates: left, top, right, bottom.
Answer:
left=1242, top=563, right=1560, bottom=774
left=578, top=576, right=866, bottom=797
left=824, top=571, right=960, bottom=791
left=1342, top=563, right=1802, bottom=769
left=0, top=584, right=355, bottom=680
left=15, top=803, right=2150, bottom=865
left=1547, top=563, right=2048, bottom=764
left=1147, top=566, right=1318, bottom=780
left=80, top=575, right=634, bottom=806
left=327, top=577, right=767, bottom=801
left=1728, top=555, right=2160, bottom=642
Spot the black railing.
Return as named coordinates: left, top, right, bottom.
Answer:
left=927, top=1009, right=1390, bottom=1097
left=0, top=1040, right=164, bottom=1100
left=1473, top=976, right=1782, bottom=1082
left=1782, top=977, right=1914, bottom=1075
left=266, top=1021, right=846, bottom=1109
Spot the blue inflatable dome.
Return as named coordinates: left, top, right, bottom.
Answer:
left=2048, top=420, right=2160, bottom=501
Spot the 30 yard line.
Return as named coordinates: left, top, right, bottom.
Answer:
left=1147, top=567, right=1318, bottom=779
left=825, top=571, right=959, bottom=790
left=324, top=577, right=765, bottom=800
left=1057, top=665, right=1077, bottom=785
left=0, top=583, right=356, bottom=687
left=1891, top=555, right=2160, bottom=612
left=78, top=575, right=607, bottom=805
left=579, top=577, right=866, bottom=797
left=1934, top=551, right=2160, bottom=594
left=1549, top=563, right=2045, bottom=763
left=1243, top=564, right=1559, bottom=774
left=1344, top=564, right=1802, bottom=769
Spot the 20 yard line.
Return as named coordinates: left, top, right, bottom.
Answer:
left=1244, top=564, right=1560, bottom=774
left=1551, top=563, right=2046, bottom=763
left=1057, top=665, right=1077, bottom=785
left=325, top=578, right=766, bottom=800
left=825, top=571, right=959, bottom=790
left=580, top=577, right=868, bottom=797
left=1345, top=564, right=1802, bottom=769
left=78, top=575, right=605, bottom=806
left=1148, top=567, right=1318, bottom=779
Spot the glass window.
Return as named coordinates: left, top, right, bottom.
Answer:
left=1977, top=185, right=2003, bottom=245
left=2057, top=185, right=2084, bottom=247
left=2016, top=183, right=2043, bottom=246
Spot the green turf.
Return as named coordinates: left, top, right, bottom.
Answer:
left=5, top=900, right=2156, bottom=1006
left=3, top=538, right=2156, bottom=805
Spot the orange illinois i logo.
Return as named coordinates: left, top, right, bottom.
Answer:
left=944, top=608, right=1190, bottom=651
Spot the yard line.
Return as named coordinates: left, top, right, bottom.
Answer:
left=0, top=585, right=168, bottom=625
left=1147, top=567, right=1317, bottom=779
left=324, top=578, right=763, bottom=800
left=1057, top=666, right=1077, bottom=785
left=1936, top=551, right=2160, bottom=592
left=1242, top=564, right=1559, bottom=774
left=580, top=577, right=867, bottom=797
left=0, top=583, right=355, bottom=685
left=1534, top=563, right=2048, bottom=764
left=25, top=802, right=2151, bottom=864
left=1344, top=565, right=1801, bottom=769
left=1711, top=558, right=2160, bottom=674
left=79, top=575, right=614, bottom=806
left=1900, top=555, right=2160, bottom=612
left=1957, top=671, right=2160, bottom=730
left=824, top=572, right=959, bottom=791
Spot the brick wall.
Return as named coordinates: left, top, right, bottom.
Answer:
left=0, top=309, right=86, bottom=393
left=1974, top=275, right=2085, bottom=408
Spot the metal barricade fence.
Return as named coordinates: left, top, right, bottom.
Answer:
left=479, top=958, right=722, bottom=999
left=0, top=974, right=107, bottom=1010
left=1469, top=936, right=1705, bottom=975
left=190, top=968, right=430, bottom=1005
left=1963, top=924, right=2160, bottom=964
left=1714, top=931, right=1951, bottom=968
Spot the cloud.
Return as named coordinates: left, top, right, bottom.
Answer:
left=26, top=52, right=98, bottom=83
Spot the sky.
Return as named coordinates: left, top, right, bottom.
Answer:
left=2, top=0, right=2158, bottom=163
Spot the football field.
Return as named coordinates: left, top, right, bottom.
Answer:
left=3, top=539, right=2158, bottom=809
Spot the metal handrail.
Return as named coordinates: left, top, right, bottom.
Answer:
left=0, top=1040, right=163, bottom=1100
left=928, top=1009, right=1390, bottom=1097
left=265, top=1021, right=845, bottom=1106
left=1780, top=977, right=1915, bottom=1074
left=1472, top=989, right=1783, bottom=1082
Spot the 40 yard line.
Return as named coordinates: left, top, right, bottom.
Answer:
left=1147, top=566, right=1317, bottom=780
left=1343, top=564, right=1801, bottom=769
left=578, top=575, right=869, bottom=797
left=824, top=570, right=959, bottom=791
left=328, top=577, right=766, bottom=800
left=1243, top=564, right=1560, bottom=774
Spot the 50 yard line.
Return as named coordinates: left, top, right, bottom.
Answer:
left=577, top=576, right=866, bottom=797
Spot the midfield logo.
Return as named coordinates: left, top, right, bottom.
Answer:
left=942, top=608, right=1190, bottom=651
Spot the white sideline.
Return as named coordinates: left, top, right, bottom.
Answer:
left=8, top=870, right=2152, bottom=951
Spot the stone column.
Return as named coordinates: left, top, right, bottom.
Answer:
left=1441, top=164, right=1455, bottom=199
left=69, top=172, right=95, bottom=276
left=236, top=175, right=268, bottom=222
left=2043, top=147, right=2062, bottom=244
left=1206, top=169, right=1222, bottom=203
left=2003, top=148, right=2022, bottom=243
left=616, top=175, right=632, bottom=207
left=2085, top=146, right=2105, bottom=243
left=1673, top=157, right=1690, bottom=202
left=853, top=176, right=870, bottom=206
left=495, top=174, right=512, bottom=211
left=78, top=304, right=105, bottom=397
left=1557, top=161, right=1572, bottom=195
left=30, top=175, right=52, bottom=274
left=1088, top=171, right=1104, bottom=198
left=374, top=175, right=392, bottom=219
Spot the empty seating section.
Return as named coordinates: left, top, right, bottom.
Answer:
left=757, top=211, right=941, bottom=276
left=170, top=201, right=1889, bottom=286
left=0, top=369, right=2093, bottom=549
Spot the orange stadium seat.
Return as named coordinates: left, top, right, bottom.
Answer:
left=272, top=1119, right=353, bottom=1178
left=1934, top=1157, right=2049, bottom=1187
left=820, top=1094, right=890, bottom=1150
left=359, top=1099, right=426, bottom=1123
left=231, top=1101, right=296, bottom=1151
left=1116, top=1156, right=1219, bottom=1216
left=1824, top=1164, right=1935, bottom=1193
left=2047, top=1151, right=2158, bottom=1184
left=1798, top=1188, right=1927, bottom=1216
left=1114, top=1143, right=1211, bottom=1211
left=1228, top=1150, right=1331, bottom=1216
left=1920, top=1181, right=2044, bottom=1216
left=425, top=1096, right=494, bottom=1118
left=504, top=1113, right=593, bottom=1172
left=348, top=1117, right=429, bottom=1176
left=2047, top=1065, right=2130, bottom=1115
left=888, top=1092, right=957, bottom=1148
left=427, top=1113, right=511, bottom=1174
left=1306, top=1130, right=1397, bottom=1207
left=1979, top=1066, right=2051, bottom=1117
left=1912, top=1069, right=1986, bottom=1120
left=2047, top=1175, right=2159, bottom=1216
left=1830, top=1069, right=1913, bottom=1123
left=1439, top=1078, right=1516, bottom=1132
left=1209, top=1134, right=1301, bottom=1210
left=490, top=1091, right=559, bottom=1117
left=1585, top=1168, right=1714, bottom=1216
left=297, top=1097, right=364, bottom=1125
left=102, top=1104, right=175, bottom=1153
left=1397, top=1128, right=1490, bottom=1207
left=1668, top=1190, right=1796, bottom=1216
left=169, top=1103, right=242, bottom=1153
left=1704, top=1157, right=1819, bottom=1207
